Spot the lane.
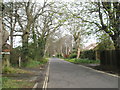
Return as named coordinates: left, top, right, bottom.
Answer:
left=48, top=58, right=118, bottom=88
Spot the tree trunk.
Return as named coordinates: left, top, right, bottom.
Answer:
left=61, top=46, right=63, bottom=57
left=113, top=41, right=120, bottom=50
left=10, top=16, right=13, bottom=65
left=111, top=35, right=120, bottom=50
left=22, top=30, right=29, bottom=64
left=38, top=37, right=46, bottom=58
left=0, top=17, right=2, bottom=52
left=0, top=17, right=2, bottom=74
left=77, top=47, right=80, bottom=59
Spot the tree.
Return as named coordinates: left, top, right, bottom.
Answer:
left=72, top=1, right=120, bottom=50
left=45, top=34, right=73, bottom=57
left=2, top=0, right=55, bottom=63
left=32, top=1, right=69, bottom=58
left=62, top=2, right=85, bottom=59
left=2, top=2, right=20, bottom=64
left=97, top=2, right=120, bottom=50
left=96, top=33, right=115, bottom=50
left=15, top=0, right=53, bottom=62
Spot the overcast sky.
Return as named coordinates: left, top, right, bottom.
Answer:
left=3, top=0, right=120, bottom=2
left=3, top=0, right=74, bottom=3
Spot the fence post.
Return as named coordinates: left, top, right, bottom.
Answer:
left=19, top=56, right=21, bottom=67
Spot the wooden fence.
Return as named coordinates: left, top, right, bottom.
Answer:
left=100, top=50, right=120, bottom=69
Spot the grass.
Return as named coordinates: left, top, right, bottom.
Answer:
left=25, top=58, right=48, bottom=68
left=2, top=58, right=48, bottom=74
left=2, top=58, right=49, bottom=88
left=64, top=58, right=100, bottom=64
left=2, top=77, right=34, bottom=88
left=2, top=67, right=32, bottom=74
left=0, top=77, right=1, bottom=90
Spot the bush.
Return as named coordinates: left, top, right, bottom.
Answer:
left=2, top=67, right=15, bottom=74
left=74, top=59, right=100, bottom=64
left=25, top=58, right=48, bottom=68
left=80, top=50, right=96, bottom=60
left=64, top=54, right=69, bottom=58
left=65, top=58, right=100, bottom=64
left=56, top=53, right=62, bottom=58
left=10, top=47, right=22, bottom=67
left=40, top=58, right=48, bottom=64
left=69, top=53, right=77, bottom=59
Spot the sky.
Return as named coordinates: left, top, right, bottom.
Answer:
left=3, top=0, right=74, bottom=2
left=3, top=0, right=120, bottom=2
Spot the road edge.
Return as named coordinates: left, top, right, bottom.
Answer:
left=61, top=58, right=119, bottom=78
left=78, top=64, right=119, bottom=78
left=32, top=59, right=50, bottom=90
left=42, top=59, right=50, bottom=90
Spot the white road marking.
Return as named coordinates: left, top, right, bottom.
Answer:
left=32, top=58, right=50, bottom=90
left=32, top=82, right=38, bottom=90
left=42, top=59, right=50, bottom=90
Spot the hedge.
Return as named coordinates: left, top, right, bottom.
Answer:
left=80, top=50, right=96, bottom=60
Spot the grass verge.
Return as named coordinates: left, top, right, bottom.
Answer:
left=2, top=67, right=32, bottom=74
left=2, top=77, right=34, bottom=88
left=2, top=58, right=49, bottom=88
left=2, top=58, right=49, bottom=74
left=25, top=58, right=48, bottom=68
left=64, top=58, right=100, bottom=64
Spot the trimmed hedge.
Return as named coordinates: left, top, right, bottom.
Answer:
left=80, top=50, right=96, bottom=60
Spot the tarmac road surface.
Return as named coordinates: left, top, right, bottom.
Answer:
left=47, top=58, right=119, bottom=88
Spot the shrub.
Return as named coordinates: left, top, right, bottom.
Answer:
left=40, top=58, right=48, bottom=64
left=2, top=67, right=15, bottom=74
left=65, top=58, right=100, bottom=64
left=56, top=53, right=62, bottom=58
left=80, top=50, right=96, bottom=60
left=64, top=54, right=69, bottom=58
left=69, top=53, right=77, bottom=58
left=25, top=58, right=48, bottom=68
left=74, top=59, right=100, bottom=64
left=10, top=47, right=21, bottom=66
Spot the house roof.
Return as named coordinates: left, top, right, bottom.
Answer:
left=84, top=43, right=98, bottom=50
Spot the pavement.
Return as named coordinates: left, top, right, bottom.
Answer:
left=47, top=58, right=119, bottom=88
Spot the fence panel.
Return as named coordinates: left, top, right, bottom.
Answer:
left=100, top=50, right=120, bottom=70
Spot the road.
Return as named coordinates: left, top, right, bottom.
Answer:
left=47, top=58, right=119, bottom=88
